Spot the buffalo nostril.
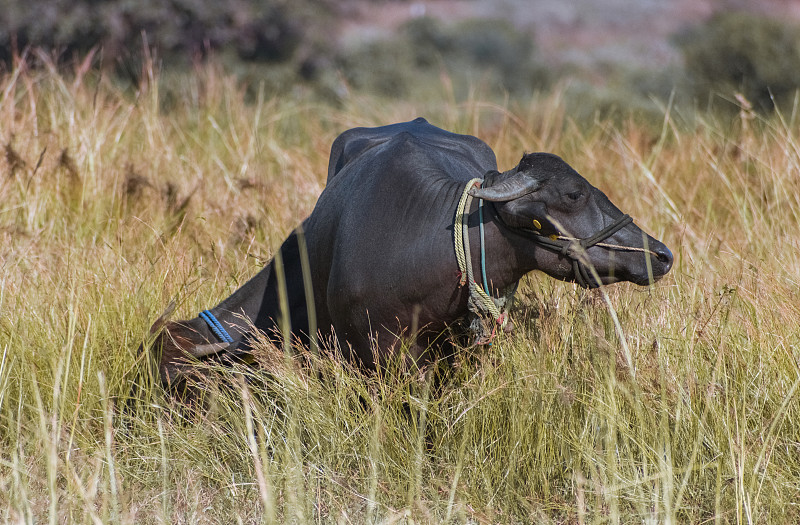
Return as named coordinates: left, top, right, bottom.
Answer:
left=654, top=245, right=673, bottom=267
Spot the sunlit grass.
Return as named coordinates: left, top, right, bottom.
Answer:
left=1, top=54, right=799, bottom=523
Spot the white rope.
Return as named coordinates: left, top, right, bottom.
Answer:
left=550, top=236, right=660, bottom=256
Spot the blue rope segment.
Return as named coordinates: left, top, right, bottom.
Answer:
left=199, top=310, right=234, bottom=343
left=478, top=197, right=490, bottom=294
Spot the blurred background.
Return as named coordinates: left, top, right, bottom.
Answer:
left=2, top=0, right=800, bottom=117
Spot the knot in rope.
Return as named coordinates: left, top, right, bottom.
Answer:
left=528, top=214, right=636, bottom=288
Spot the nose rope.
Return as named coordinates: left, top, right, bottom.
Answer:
left=549, top=237, right=660, bottom=257
left=527, top=214, right=646, bottom=288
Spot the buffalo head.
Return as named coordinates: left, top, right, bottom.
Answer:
left=471, top=152, right=673, bottom=287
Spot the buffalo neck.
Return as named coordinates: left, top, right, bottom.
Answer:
left=474, top=169, right=546, bottom=293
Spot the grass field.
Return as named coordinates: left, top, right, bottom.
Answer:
left=1, top=55, right=799, bottom=523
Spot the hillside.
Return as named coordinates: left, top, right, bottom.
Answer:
left=338, top=0, right=800, bottom=78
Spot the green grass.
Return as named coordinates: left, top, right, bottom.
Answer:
left=1, top=55, right=799, bottom=523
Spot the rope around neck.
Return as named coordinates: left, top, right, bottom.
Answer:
left=454, top=179, right=510, bottom=335
left=199, top=309, right=234, bottom=343
left=478, top=198, right=490, bottom=294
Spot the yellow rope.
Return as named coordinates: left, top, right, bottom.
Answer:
left=454, top=179, right=508, bottom=329
left=454, top=179, right=478, bottom=286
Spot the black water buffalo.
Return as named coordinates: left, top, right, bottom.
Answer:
left=151, top=118, right=672, bottom=390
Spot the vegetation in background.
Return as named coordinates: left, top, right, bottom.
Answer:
left=0, top=0, right=332, bottom=78
left=1, top=54, right=799, bottom=522
left=0, top=1, right=551, bottom=102
left=335, top=16, right=550, bottom=99
left=5, top=1, right=800, bottom=116
left=677, top=11, right=800, bottom=112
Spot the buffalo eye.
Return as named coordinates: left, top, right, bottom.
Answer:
left=562, top=190, right=586, bottom=208
left=566, top=190, right=583, bottom=201
left=560, top=187, right=588, bottom=210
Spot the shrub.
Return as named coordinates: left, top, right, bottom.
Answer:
left=677, top=12, right=800, bottom=111
left=0, top=0, right=327, bottom=70
left=336, top=17, right=548, bottom=99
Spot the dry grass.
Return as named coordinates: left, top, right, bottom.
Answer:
left=1, top=55, right=799, bottom=523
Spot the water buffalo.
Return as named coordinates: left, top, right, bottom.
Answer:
left=150, top=118, right=672, bottom=391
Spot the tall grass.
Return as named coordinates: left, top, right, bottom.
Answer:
left=1, top=55, right=799, bottom=523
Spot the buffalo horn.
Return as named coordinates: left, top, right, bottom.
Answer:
left=469, top=172, right=543, bottom=201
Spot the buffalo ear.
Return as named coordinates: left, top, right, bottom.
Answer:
left=495, top=199, right=559, bottom=236
left=469, top=171, right=544, bottom=202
